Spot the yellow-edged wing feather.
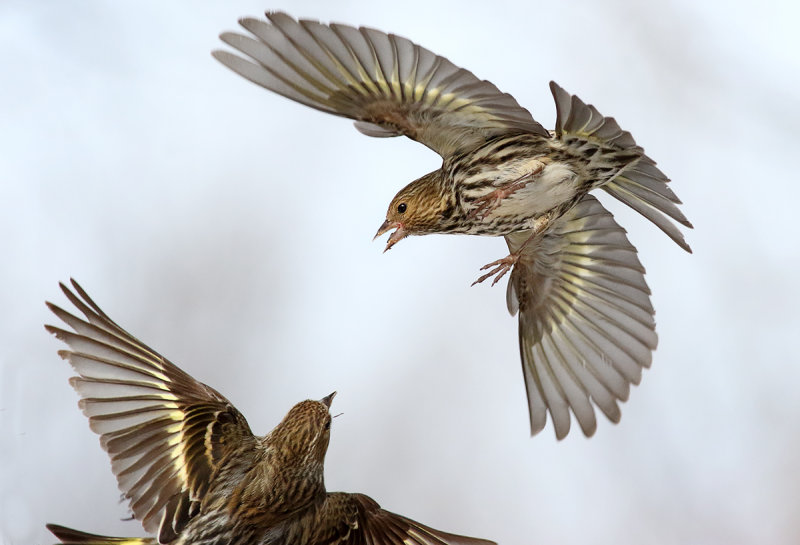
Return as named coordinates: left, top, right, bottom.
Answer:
left=213, top=12, right=549, bottom=158
left=46, top=280, right=254, bottom=543
left=506, top=195, right=657, bottom=439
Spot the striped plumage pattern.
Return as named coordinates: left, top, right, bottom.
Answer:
left=214, top=12, right=692, bottom=438
left=46, top=281, right=495, bottom=545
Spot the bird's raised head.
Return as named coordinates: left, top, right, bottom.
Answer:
left=270, top=393, right=336, bottom=464
left=374, top=170, right=449, bottom=252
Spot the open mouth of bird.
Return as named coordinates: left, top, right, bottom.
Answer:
left=374, top=220, right=408, bottom=252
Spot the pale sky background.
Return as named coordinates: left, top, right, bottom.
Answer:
left=2, top=1, right=799, bottom=544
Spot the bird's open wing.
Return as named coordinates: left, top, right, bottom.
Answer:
left=505, top=195, right=657, bottom=439
left=213, top=12, right=548, bottom=158
left=312, top=493, right=496, bottom=545
left=46, top=280, right=255, bottom=543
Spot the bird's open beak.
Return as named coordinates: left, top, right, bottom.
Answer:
left=320, top=391, right=336, bottom=408
left=373, top=220, right=408, bottom=252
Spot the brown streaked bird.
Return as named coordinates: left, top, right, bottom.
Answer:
left=44, top=280, right=495, bottom=545
left=212, top=12, right=692, bottom=439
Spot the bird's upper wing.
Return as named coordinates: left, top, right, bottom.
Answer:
left=505, top=195, right=657, bottom=439
left=46, top=280, right=255, bottom=543
left=310, top=493, right=496, bottom=545
left=212, top=12, right=548, bottom=158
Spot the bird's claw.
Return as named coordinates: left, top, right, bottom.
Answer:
left=467, top=175, right=535, bottom=221
left=469, top=193, right=505, bottom=221
left=471, top=255, right=519, bottom=287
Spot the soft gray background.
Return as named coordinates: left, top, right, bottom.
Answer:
left=2, top=1, right=798, bottom=544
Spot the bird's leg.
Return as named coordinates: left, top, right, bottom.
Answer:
left=471, top=254, right=520, bottom=287
left=468, top=174, right=533, bottom=221
left=468, top=160, right=548, bottom=221
left=471, top=214, right=552, bottom=287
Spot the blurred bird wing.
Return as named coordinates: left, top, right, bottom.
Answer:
left=46, top=280, right=255, bottom=541
left=505, top=195, right=657, bottom=439
left=213, top=12, right=549, bottom=158
left=315, top=493, right=496, bottom=545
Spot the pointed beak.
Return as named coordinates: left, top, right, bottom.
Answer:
left=373, top=219, right=394, bottom=240
left=373, top=220, right=408, bottom=252
left=320, top=391, right=336, bottom=408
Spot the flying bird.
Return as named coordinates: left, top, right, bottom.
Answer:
left=44, top=280, right=495, bottom=545
left=212, top=12, right=692, bottom=439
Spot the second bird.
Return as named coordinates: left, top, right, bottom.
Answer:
left=45, top=280, right=495, bottom=545
left=213, top=12, right=692, bottom=439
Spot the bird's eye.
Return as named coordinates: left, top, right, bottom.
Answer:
left=324, top=419, right=331, bottom=431
left=397, top=203, right=407, bottom=214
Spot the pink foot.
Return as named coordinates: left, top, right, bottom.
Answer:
left=471, top=254, right=519, bottom=287
left=468, top=177, right=532, bottom=221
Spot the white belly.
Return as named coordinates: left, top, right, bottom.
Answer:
left=493, top=161, right=580, bottom=218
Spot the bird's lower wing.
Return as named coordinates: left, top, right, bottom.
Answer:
left=313, top=493, right=496, bottom=545
left=505, top=195, right=657, bottom=439
left=46, top=281, right=255, bottom=541
left=212, top=11, right=548, bottom=158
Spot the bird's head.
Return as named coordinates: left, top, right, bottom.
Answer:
left=271, top=392, right=336, bottom=465
left=374, top=170, right=449, bottom=251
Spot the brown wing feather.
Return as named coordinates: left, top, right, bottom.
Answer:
left=46, top=523, right=155, bottom=545
left=46, top=280, right=254, bottom=542
left=314, top=493, right=496, bottom=545
left=505, top=195, right=657, bottom=439
left=213, top=11, right=548, bottom=158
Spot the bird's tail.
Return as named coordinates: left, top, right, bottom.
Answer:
left=549, top=81, right=693, bottom=252
left=46, top=524, right=155, bottom=545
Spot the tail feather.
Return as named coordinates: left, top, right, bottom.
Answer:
left=603, top=157, right=693, bottom=252
left=549, top=81, right=692, bottom=252
left=551, top=81, right=638, bottom=148
left=46, top=524, right=154, bottom=545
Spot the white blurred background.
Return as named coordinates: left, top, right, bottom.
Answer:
left=2, top=1, right=798, bottom=544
